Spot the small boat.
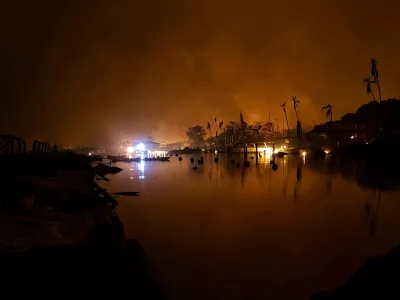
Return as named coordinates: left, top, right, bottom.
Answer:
left=111, top=192, right=139, bottom=196
left=108, top=156, right=171, bottom=163
left=285, top=148, right=300, bottom=154
left=125, top=157, right=170, bottom=162
left=144, top=157, right=170, bottom=162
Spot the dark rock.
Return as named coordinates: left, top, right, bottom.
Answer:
left=311, top=244, right=400, bottom=299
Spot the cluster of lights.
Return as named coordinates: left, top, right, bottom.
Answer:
left=259, top=147, right=284, bottom=155
left=126, top=143, right=146, bottom=154
left=148, top=150, right=168, bottom=156
left=136, top=143, right=145, bottom=151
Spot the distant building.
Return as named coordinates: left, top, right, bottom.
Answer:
left=165, top=141, right=190, bottom=151
left=305, top=122, right=356, bottom=150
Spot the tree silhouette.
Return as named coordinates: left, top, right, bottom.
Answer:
left=187, top=126, right=206, bottom=148
left=251, top=121, right=263, bottom=138
left=206, top=121, right=212, bottom=136
left=291, top=95, right=300, bottom=122
left=321, top=104, right=333, bottom=122
left=218, top=120, right=224, bottom=131
left=281, top=102, right=290, bottom=139
left=370, top=58, right=382, bottom=102
left=362, top=76, right=376, bottom=102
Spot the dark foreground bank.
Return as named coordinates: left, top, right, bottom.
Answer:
left=311, top=244, right=400, bottom=299
left=0, top=236, right=165, bottom=298
left=0, top=151, right=165, bottom=299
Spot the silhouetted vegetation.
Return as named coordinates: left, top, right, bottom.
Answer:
left=281, top=102, right=290, bottom=139
left=186, top=125, right=206, bottom=148
left=204, top=114, right=281, bottom=149
left=321, top=104, right=332, bottom=122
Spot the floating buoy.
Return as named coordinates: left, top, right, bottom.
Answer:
left=190, top=157, right=195, bottom=163
left=272, top=163, right=278, bottom=171
left=236, top=162, right=240, bottom=168
left=193, top=165, right=198, bottom=171
left=231, top=159, right=235, bottom=165
left=175, top=154, right=178, bottom=157
left=170, top=153, right=173, bottom=156
left=244, top=161, right=250, bottom=168
left=178, top=157, right=182, bottom=161
left=214, top=157, right=219, bottom=163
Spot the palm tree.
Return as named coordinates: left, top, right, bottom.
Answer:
left=206, top=122, right=212, bottom=136
left=218, top=120, right=224, bottom=131
left=362, top=76, right=376, bottom=102
left=214, top=117, right=218, bottom=137
left=281, top=102, right=290, bottom=138
left=321, top=104, right=333, bottom=122
left=291, top=95, right=300, bottom=121
left=370, top=58, right=382, bottom=102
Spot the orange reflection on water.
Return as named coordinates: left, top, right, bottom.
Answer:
left=100, top=154, right=400, bottom=300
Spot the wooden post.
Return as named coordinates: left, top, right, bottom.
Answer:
left=256, top=143, right=258, bottom=165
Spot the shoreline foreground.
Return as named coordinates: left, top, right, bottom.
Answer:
left=0, top=151, right=164, bottom=298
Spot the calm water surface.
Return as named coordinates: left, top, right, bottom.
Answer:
left=102, top=154, right=400, bottom=300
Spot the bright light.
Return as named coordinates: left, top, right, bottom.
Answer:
left=127, top=146, right=134, bottom=153
left=135, top=143, right=145, bottom=151
left=89, top=152, right=92, bottom=156
left=302, top=151, right=306, bottom=156
left=283, top=145, right=287, bottom=149
left=266, top=147, right=273, bottom=155
left=324, top=150, right=330, bottom=154
left=351, top=135, right=354, bottom=139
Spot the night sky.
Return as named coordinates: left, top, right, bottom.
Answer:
left=1, top=0, right=399, bottom=147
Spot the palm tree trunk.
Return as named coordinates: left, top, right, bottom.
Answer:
left=294, top=108, right=299, bottom=122
left=376, top=79, right=382, bottom=102
left=371, top=90, right=376, bottom=102
left=284, top=113, right=290, bottom=139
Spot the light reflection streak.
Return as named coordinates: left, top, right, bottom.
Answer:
left=139, top=160, right=145, bottom=179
